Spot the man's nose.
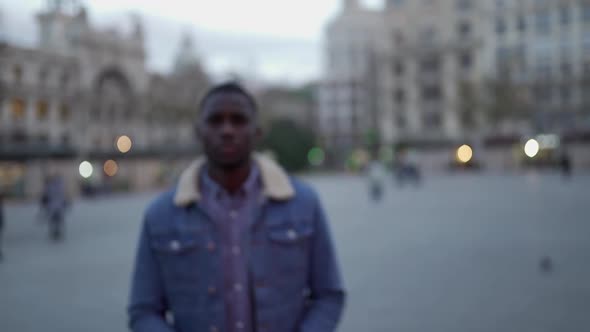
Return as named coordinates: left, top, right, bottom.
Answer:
left=220, top=120, right=236, bottom=136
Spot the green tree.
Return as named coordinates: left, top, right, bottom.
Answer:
left=261, top=118, right=316, bottom=172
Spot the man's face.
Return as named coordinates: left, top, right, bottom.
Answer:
left=197, top=92, right=260, bottom=169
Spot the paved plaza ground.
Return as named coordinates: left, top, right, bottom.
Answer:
left=1, top=172, right=589, bottom=332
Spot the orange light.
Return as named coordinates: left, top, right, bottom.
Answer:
left=116, top=135, right=132, bottom=153
left=457, top=144, right=473, bottom=164
left=103, top=160, right=119, bottom=177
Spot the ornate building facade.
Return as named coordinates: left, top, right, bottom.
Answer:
left=0, top=1, right=210, bottom=198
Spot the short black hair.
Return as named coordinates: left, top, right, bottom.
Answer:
left=199, top=82, right=258, bottom=114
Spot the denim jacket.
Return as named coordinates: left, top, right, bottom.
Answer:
left=128, top=155, right=346, bottom=332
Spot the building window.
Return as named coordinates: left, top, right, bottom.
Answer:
left=62, top=135, right=71, bottom=146
left=387, top=0, right=406, bottom=8
left=560, top=5, right=571, bottom=25
left=39, top=68, right=48, bottom=86
left=560, top=85, right=571, bottom=104
left=421, top=57, right=440, bottom=73
left=458, top=21, right=471, bottom=38
left=534, top=86, right=552, bottom=103
left=561, top=63, right=572, bottom=77
left=61, top=73, right=69, bottom=88
left=13, top=65, right=23, bottom=84
left=37, top=101, right=49, bottom=120
left=60, top=104, right=70, bottom=121
left=394, top=31, right=405, bottom=45
left=535, top=11, right=551, bottom=35
left=536, top=64, right=552, bottom=80
left=11, top=99, right=26, bottom=120
left=422, top=85, right=442, bottom=100
left=423, top=112, right=442, bottom=129
left=517, top=15, right=526, bottom=32
left=456, top=0, right=472, bottom=11
left=393, top=60, right=405, bottom=76
left=583, top=4, right=590, bottom=23
left=419, top=26, right=436, bottom=45
left=496, top=18, right=506, bottom=35
left=396, top=112, right=407, bottom=128
left=460, top=52, right=473, bottom=69
left=394, top=89, right=406, bottom=104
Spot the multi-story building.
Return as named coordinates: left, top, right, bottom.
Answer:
left=0, top=1, right=209, bottom=198
left=320, top=0, right=489, bottom=165
left=489, top=0, right=590, bottom=134
left=378, top=0, right=489, bottom=145
left=321, top=0, right=590, bottom=165
left=318, top=0, right=383, bottom=161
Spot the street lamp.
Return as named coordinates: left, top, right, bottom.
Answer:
left=79, top=161, right=93, bottom=179
left=116, top=135, right=132, bottom=153
left=524, top=139, right=540, bottom=158
left=457, top=144, right=473, bottom=164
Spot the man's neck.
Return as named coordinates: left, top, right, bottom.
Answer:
left=207, top=159, right=252, bottom=194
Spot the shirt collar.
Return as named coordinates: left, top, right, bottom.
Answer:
left=174, top=153, right=295, bottom=207
left=200, top=163, right=261, bottom=200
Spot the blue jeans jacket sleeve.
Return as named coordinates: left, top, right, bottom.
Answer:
left=128, top=218, right=175, bottom=332
left=300, top=198, right=346, bottom=332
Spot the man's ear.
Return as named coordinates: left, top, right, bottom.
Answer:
left=194, top=122, right=202, bottom=141
left=255, top=126, right=263, bottom=142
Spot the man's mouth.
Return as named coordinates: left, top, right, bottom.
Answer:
left=220, top=144, right=238, bottom=154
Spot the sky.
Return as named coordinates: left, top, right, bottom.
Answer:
left=2, top=0, right=383, bottom=84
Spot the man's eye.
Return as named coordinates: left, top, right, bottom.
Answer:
left=207, top=116, right=223, bottom=125
left=232, top=115, right=248, bottom=125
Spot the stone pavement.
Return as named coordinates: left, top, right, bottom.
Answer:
left=1, top=173, right=589, bottom=332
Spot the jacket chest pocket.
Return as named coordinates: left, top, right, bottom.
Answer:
left=150, top=232, right=203, bottom=283
left=266, top=221, right=314, bottom=275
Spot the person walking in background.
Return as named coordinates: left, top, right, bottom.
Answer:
left=559, top=148, right=572, bottom=179
left=0, top=191, right=4, bottom=261
left=40, top=175, right=69, bottom=241
left=367, top=154, right=387, bottom=202
left=128, top=83, right=345, bottom=332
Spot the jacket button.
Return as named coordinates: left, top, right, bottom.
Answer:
left=209, top=325, right=219, bottom=332
left=286, top=229, right=297, bottom=240
left=255, top=279, right=266, bottom=288
left=207, top=241, right=216, bottom=252
left=169, top=240, right=180, bottom=251
left=208, top=286, right=217, bottom=295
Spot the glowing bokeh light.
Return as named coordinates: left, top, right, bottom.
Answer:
left=524, top=139, right=540, bottom=158
left=79, top=161, right=93, bottom=179
left=308, top=147, right=326, bottom=166
left=117, top=135, right=132, bottom=153
left=104, top=160, right=119, bottom=177
left=457, top=144, right=473, bottom=164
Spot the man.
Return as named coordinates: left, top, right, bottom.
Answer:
left=128, top=83, right=345, bottom=332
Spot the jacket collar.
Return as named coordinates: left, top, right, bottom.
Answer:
left=173, top=153, right=295, bottom=207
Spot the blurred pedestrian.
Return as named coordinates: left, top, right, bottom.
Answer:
left=367, top=156, right=386, bottom=202
left=0, top=191, right=4, bottom=261
left=40, top=175, right=69, bottom=241
left=128, top=83, right=345, bottom=332
left=395, top=148, right=421, bottom=186
left=559, top=149, right=572, bottom=179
